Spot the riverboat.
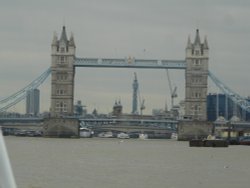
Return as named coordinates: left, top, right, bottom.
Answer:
left=189, top=136, right=228, bottom=147
left=98, top=131, right=114, bottom=138
left=79, top=127, right=93, bottom=138
left=117, top=132, right=130, bottom=139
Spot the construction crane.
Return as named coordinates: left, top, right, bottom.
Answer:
left=165, top=69, right=177, bottom=108
left=137, top=73, right=145, bottom=115
left=140, top=98, right=145, bottom=115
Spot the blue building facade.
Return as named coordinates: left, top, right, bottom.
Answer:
left=207, top=94, right=250, bottom=122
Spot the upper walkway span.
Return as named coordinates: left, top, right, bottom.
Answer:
left=74, top=57, right=186, bottom=69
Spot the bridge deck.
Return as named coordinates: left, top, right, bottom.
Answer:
left=74, top=58, right=186, bottom=69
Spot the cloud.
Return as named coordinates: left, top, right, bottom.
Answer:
left=1, top=0, right=250, bottom=114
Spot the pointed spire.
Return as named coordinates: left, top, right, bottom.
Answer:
left=59, top=26, right=68, bottom=43
left=186, top=35, right=192, bottom=49
left=52, top=31, right=58, bottom=46
left=194, top=29, right=201, bottom=45
left=203, top=35, right=209, bottom=49
left=69, top=32, right=75, bottom=47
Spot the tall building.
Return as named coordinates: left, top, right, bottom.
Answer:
left=74, top=100, right=87, bottom=116
left=207, top=93, right=233, bottom=121
left=132, top=72, right=138, bottom=114
left=50, top=26, right=76, bottom=117
left=185, top=29, right=209, bottom=120
left=113, top=100, right=123, bottom=116
left=207, top=93, right=250, bottom=121
left=26, top=89, right=40, bottom=115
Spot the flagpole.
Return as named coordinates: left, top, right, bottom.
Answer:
left=0, top=128, right=17, bottom=188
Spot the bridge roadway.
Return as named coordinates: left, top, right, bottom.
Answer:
left=0, top=117, right=177, bottom=131
left=79, top=118, right=178, bottom=124
left=90, top=124, right=175, bottom=134
left=80, top=118, right=177, bottom=133
left=0, top=117, right=44, bottom=124
left=0, top=117, right=44, bottom=129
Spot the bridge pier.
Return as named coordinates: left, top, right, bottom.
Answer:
left=177, top=120, right=213, bottom=141
left=43, top=117, right=79, bottom=138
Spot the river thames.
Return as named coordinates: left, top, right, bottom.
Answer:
left=4, top=136, right=250, bottom=188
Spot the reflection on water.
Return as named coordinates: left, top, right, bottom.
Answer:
left=5, top=137, right=250, bottom=188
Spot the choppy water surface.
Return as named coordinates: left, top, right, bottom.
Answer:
left=5, top=136, right=250, bottom=188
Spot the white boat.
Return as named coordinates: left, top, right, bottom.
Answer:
left=117, top=132, right=130, bottom=139
left=171, top=132, right=178, bottom=139
left=98, top=131, right=113, bottom=138
left=79, top=127, right=93, bottom=138
left=139, top=133, right=148, bottom=140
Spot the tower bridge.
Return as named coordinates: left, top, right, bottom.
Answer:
left=1, top=26, right=250, bottom=138
left=50, top=27, right=209, bottom=122
left=45, top=26, right=210, bottom=137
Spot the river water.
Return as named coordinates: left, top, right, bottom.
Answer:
left=4, top=136, right=250, bottom=188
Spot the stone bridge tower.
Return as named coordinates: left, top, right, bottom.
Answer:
left=43, top=26, right=79, bottom=137
left=185, top=29, right=209, bottom=121
left=50, top=26, right=75, bottom=117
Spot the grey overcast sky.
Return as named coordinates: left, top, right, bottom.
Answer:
left=1, top=0, right=250, bottom=114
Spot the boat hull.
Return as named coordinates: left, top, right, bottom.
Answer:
left=189, top=139, right=228, bottom=147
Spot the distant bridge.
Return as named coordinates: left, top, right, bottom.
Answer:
left=0, top=117, right=44, bottom=124
left=0, top=116, right=177, bottom=131
left=79, top=117, right=177, bottom=133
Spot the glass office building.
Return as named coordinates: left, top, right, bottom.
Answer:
left=26, top=89, right=40, bottom=116
left=207, top=93, right=250, bottom=122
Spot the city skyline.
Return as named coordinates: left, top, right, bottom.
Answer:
left=1, top=0, right=250, bottom=114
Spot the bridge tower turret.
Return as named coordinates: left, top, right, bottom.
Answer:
left=185, top=29, right=209, bottom=120
left=50, top=26, right=76, bottom=117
